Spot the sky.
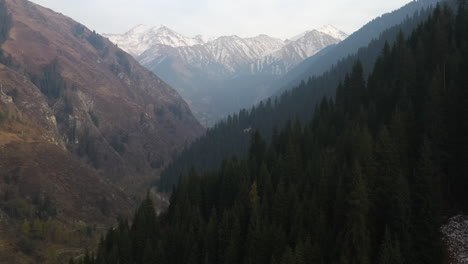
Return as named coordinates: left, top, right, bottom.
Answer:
left=29, top=0, right=414, bottom=39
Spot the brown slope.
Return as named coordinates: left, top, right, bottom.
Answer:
left=0, top=63, right=134, bottom=263
left=0, top=64, right=131, bottom=219
left=2, top=0, right=204, bottom=186
left=0, top=0, right=203, bottom=262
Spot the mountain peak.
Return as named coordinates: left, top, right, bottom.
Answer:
left=105, top=24, right=205, bottom=56
left=252, top=34, right=284, bottom=42
left=107, top=24, right=348, bottom=57
left=127, top=24, right=152, bottom=35
left=194, top=34, right=216, bottom=43
left=288, top=25, right=348, bottom=43
left=317, top=24, right=349, bottom=40
left=157, top=24, right=172, bottom=31
left=318, top=24, right=339, bottom=31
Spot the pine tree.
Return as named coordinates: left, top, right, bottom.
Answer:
left=338, top=161, right=370, bottom=264
left=410, top=138, right=442, bottom=264
left=378, top=227, right=402, bottom=264
left=131, top=194, right=158, bottom=264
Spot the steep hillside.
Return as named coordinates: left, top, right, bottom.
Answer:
left=2, top=0, right=203, bottom=184
left=0, top=64, right=133, bottom=262
left=0, top=0, right=203, bottom=262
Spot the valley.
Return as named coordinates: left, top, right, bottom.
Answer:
left=105, top=25, right=348, bottom=126
left=1, top=0, right=467, bottom=263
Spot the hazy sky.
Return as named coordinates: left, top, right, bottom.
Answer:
left=29, top=0, right=413, bottom=39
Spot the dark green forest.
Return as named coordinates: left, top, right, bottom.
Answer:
left=158, top=3, right=438, bottom=192
left=76, top=3, right=468, bottom=264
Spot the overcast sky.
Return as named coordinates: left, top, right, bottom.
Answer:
left=29, top=0, right=413, bottom=39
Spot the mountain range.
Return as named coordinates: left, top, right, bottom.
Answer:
left=105, top=24, right=348, bottom=73
left=105, top=25, right=348, bottom=126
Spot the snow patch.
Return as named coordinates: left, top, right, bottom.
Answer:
left=288, top=24, right=349, bottom=42
left=441, top=215, right=468, bottom=264
left=318, top=25, right=349, bottom=41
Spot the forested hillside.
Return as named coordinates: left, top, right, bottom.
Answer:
left=158, top=3, right=438, bottom=191
left=79, top=3, right=468, bottom=264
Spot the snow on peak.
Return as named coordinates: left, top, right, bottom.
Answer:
left=288, top=25, right=348, bottom=43
left=317, top=25, right=349, bottom=40
left=108, top=24, right=347, bottom=80
left=288, top=31, right=310, bottom=42
left=105, top=24, right=348, bottom=58
left=104, top=25, right=205, bottom=57
left=127, top=24, right=152, bottom=35
left=196, top=34, right=285, bottom=72
left=195, top=35, right=216, bottom=43
left=251, top=29, right=343, bottom=75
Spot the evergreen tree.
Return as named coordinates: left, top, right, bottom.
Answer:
left=378, top=227, right=403, bottom=264
left=410, top=138, right=442, bottom=264
left=338, top=162, right=370, bottom=264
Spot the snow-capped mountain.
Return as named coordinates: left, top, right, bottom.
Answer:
left=137, top=35, right=285, bottom=78
left=104, top=25, right=205, bottom=56
left=106, top=24, right=347, bottom=77
left=205, top=35, right=285, bottom=71
left=136, top=28, right=345, bottom=77
left=289, top=25, right=348, bottom=42
left=251, top=29, right=346, bottom=75
left=317, top=25, right=349, bottom=41
left=105, top=25, right=347, bottom=127
left=137, top=34, right=286, bottom=78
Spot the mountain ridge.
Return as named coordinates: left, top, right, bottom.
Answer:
left=105, top=24, right=348, bottom=65
left=106, top=24, right=347, bottom=126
